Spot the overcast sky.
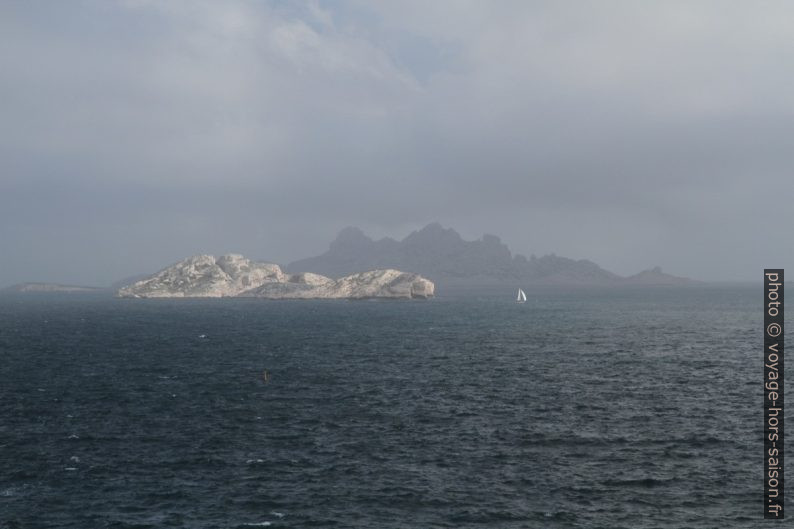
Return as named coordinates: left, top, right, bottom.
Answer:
left=1, top=1, right=792, bottom=286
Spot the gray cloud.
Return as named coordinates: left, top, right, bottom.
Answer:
left=1, top=0, right=793, bottom=285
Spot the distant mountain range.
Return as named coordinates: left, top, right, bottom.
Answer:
left=288, top=223, right=696, bottom=286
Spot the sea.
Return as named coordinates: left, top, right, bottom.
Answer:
left=0, top=284, right=773, bottom=528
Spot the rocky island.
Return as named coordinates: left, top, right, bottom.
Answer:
left=117, top=254, right=434, bottom=299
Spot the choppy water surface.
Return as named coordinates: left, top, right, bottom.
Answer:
left=0, top=285, right=768, bottom=528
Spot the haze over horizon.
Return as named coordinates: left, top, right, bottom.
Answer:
left=2, top=1, right=792, bottom=286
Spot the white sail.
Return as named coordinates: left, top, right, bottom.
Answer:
left=517, top=288, right=526, bottom=303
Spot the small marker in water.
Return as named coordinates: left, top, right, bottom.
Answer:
left=262, top=370, right=270, bottom=383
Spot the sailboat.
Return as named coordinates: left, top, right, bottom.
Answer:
left=516, top=288, right=527, bottom=303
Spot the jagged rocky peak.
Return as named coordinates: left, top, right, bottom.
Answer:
left=287, top=222, right=687, bottom=285
left=117, top=254, right=434, bottom=299
left=330, top=226, right=373, bottom=250
left=403, top=222, right=462, bottom=245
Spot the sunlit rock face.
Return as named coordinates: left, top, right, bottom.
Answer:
left=117, top=254, right=285, bottom=298
left=240, top=269, right=435, bottom=299
left=117, top=255, right=434, bottom=300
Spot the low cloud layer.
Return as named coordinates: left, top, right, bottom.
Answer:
left=2, top=1, right=792, bottom=285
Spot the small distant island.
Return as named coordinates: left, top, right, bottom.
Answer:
left=117, top=254, right=434, bottom=299
left=3, top=282, right=104, bottom=293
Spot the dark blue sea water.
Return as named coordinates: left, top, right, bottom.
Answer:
left=0, top=285, right=771, bottom=528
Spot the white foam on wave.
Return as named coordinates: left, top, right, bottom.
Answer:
left=243, top=523, right=271, bottom=527
left=270, top=511, right=285, bottom=518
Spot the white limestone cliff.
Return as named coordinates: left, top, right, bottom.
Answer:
left=117, top=254, right=434, bottom=299
left=241, top=268, right=434, bottom=299
left=117, top=254, right=285, bottom=298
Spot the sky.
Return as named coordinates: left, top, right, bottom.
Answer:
left=1, top=0, right=793, bottom=286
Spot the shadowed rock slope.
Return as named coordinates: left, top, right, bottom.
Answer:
left=288, top=223, right=696, bottom=286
